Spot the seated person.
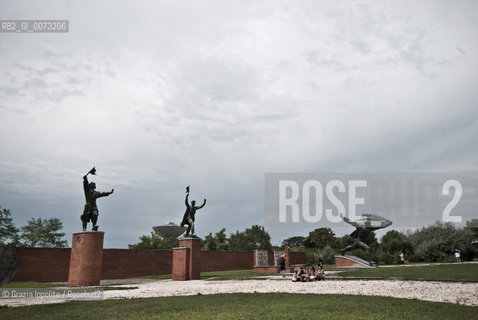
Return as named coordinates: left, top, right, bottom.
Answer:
left=291, top=270, right=299, bottom=282
left=315, top=265, right=325, bottom=281
left=298, top=266, right=307, bottom=282
left=309, top=267, right=316, bottom=281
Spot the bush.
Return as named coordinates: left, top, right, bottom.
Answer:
left=317, top=245, right=336, bottom=264
left=304, top=248, right=317, bottom=266
left=374, top=248, right=397, bottom=265
left=407, top=221, right=475, bottom=262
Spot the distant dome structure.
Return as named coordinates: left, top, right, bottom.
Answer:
left=153, top=222, right=187, bottom=238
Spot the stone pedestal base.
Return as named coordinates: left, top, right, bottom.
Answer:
left=335, top=255, right=375, bottom=268
left=172, top=238, right=201, bottom=280
left=68, top=232, right=104, bottom=286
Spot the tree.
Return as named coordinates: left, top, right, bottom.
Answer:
left=407, top=221, right=475, bottom=262
left=0, top=206, right=19, bottom=245
left=465, top=219, right=478, bottom=239
left=305, top=228, right=336, bottom=249
left=19, top=217, right=67, bottom=248
left=380, top=230, right=413, bottom=255
left=374, top=230, right=414, bottom=264
left=281, top=236, right=306, bottom=248
left=228, top=225, right=272, bottom=251
left=128, top=232, right=178, bottom=250
left=202, top=228, right=229, bottom=251
left=317, top=245, right=336, bottom=264
left=333, top=234, right=355, bottom=250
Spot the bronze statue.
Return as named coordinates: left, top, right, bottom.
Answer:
left=81, top=167, right=114, bottom=231
left=180, top=186, right=206, bottom=237
left=340, top=214, right=392, bottom=266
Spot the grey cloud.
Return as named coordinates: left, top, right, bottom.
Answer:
left=1, top=0, right=477, bottom=247
left=0, top=105, right=25, bottom=114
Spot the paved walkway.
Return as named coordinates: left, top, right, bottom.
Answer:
left=1, top=277, right=477, bottom=307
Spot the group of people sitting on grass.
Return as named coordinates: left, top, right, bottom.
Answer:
left=291, top=265, right=325, bottom=282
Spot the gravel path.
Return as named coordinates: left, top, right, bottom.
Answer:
left=2, top=278, right=477, bottom=307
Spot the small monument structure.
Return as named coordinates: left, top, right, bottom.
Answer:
left=253, top=244, right=291, bottom=273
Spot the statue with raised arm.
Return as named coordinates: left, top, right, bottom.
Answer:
left=180, top=186, right=206, bottom=237
left=340, top=213, right=392, bottom=266
left=81, top=167, right=114, bottom=231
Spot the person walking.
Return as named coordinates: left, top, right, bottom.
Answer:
left=455, top=248, right=461, bottom=263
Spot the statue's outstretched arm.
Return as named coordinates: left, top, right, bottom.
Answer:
left=97, top=189, right=114, bottom=198
left=368, top=219, right=392, bottom=230
left=340, top=214, right=361, bottom=228
left=83, top=175, right=89, bottom=192
left=379, top=220, right=392, bottom=228
left=197, top=199, right=206, bottom=209
left=185, top=194, right=190, bottom=208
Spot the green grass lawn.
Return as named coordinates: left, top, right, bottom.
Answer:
left=0, top=293, right=475, bottom=320
left=2, top=282, right=63, bottom=289
left=339, top=263, right=478, bottom=281
left=139, top=269, right=275, bottom=280
left=201, top=269, right=273, bottom=279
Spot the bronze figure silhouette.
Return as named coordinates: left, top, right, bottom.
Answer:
left=180, top=186, right=206, bottom=237
left=81, top=167, right=114, bottom=231
left=340, top=214, right=392, bottom=266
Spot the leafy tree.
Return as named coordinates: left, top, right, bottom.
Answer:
left=0, top=206, right=20, bottom=245
left=128, top=232, right=178, bottom=250
left=203, top=232, right=217, bottom=250
left=317, top=245, right=336, bottom=264
left=465, top=218, right=478, bottom=239
left=228, top=225, right=272, bottom=251
left=333, top=234, right=355, bottom=250
left=407, top=221, right=475, bottom=262
left=19, top=217, right=67, bottom=248
left=203, top=228, right=229, bottom=251
left=380, top=230, right=413, bottom=254
left=305, top=228, right=336, bottom=249
left=281, top=236, right=306, bottom=248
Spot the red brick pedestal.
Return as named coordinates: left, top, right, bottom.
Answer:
left=68, top=232, right=104, bottom=286
left=284, top=242, right=290, bottom=268
left=172, top=238, right=201, bottom=280
left=334, top=255, right=374, bottom=268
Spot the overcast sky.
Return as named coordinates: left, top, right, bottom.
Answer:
left=1, top=0, right=477, bottom=248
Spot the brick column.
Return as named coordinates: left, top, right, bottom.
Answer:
left=176, top=238, right=201, bottom=280
left=68, top=232, right=104, bottom=287
left=172, top=247, right=189, bottom=281
left=284, top=242, right=290, bottom=267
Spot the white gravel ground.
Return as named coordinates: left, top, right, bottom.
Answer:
left=2, top=278, right=477, bottom=307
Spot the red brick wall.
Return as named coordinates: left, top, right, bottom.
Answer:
left=14, top=248, right=71, bottom=282
left=101, top=249, right=172, bottom=279
left=12, top=248, right=304, bottom=282
left=289, top=252, right=305, bottom=265
left=201, top=251, right=253, bottom=272
left=253, top=266, right=279, bottom=273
